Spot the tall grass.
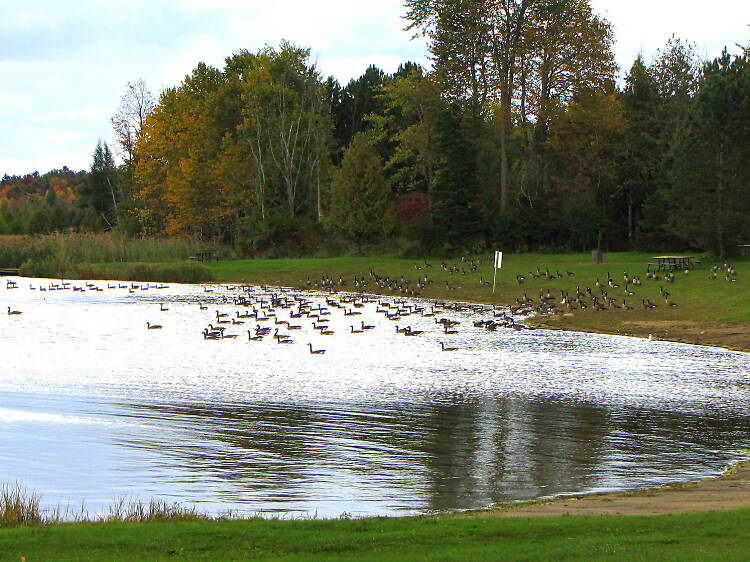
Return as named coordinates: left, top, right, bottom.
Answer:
left=1, top=483, right=205, bottom=527
left=0, top=483, right=42, bottom=527
left=0, top=233, right=233, bottom=268
left=102, top=498, right=202, bottom=523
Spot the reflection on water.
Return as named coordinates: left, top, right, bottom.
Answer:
left=1, top=277, right=749, bottom=517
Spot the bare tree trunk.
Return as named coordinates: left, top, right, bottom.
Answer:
left=717, top=149, right=725, bottom=259
left=627, top=190, right=633, bottom=245
left=248, top=129, right=266, bottom=221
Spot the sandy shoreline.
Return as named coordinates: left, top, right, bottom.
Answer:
left=481, top=457, right=750, bottom=518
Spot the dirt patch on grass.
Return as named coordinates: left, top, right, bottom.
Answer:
left=483, top=459, right=750, bottom=518
left=534, top=314, right=750, bottom=352
left=620, top=320, right=750, bottom=351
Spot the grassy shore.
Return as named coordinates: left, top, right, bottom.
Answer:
left=2, top=508, right=750, bottom=561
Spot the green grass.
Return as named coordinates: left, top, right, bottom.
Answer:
left=2, top=508, right=750, bottom=561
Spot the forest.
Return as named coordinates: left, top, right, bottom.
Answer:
left=2, top=0, right=749, bottom=259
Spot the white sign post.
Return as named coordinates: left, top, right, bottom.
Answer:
left=492, top=250, right=503, bottom=293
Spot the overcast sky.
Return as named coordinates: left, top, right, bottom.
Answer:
left=1, top=1, right=748, bottom=176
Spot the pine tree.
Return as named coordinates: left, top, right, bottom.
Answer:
left=429, top=104, right=481, bottom=250
left=669, top=52, right=750, bottom=257
left=328, top=134, right=393, bottom=250
left=78, top=141, right=118, bottom=231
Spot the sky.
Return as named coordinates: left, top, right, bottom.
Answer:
left=1, top=1, right=748, bottom=176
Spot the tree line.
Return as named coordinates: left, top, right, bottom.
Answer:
left=2, top=0, right=749, bottom=258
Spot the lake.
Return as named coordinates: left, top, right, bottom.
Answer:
left=1, top=276, right=749, bottom=518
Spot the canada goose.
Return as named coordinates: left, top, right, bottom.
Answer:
left=160, top=303, right=169, bottom=311
left=308, top=343, right=325, bottom=354
left=247, top=330, right=264, bottom=341
left=350, top=325, right=363, bottom=334
left=440, top=341, right=457, bottom=351
left=361, top=320, right=375, bottom=330
left=273, top=328, right=291, bottom=341
left=443, top=325, right=458, bottom=335
left=216, top=310, right=228, bottom=318
left=7, top=307, right=21, bottom=315
left=199, top=302, right=208, bottom=310
left=146, top=322, right=162, bottom=329
left=232, top=318, right=244, bottom=325
left=405, top=326, right=423, bottom=336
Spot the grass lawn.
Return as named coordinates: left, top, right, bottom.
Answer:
left=2, top=508, right=750, bottom=561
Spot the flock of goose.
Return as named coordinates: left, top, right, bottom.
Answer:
left=190, top=286, right=532, bottom=354
left=6, top=258, right=736, bottom=351
left=511, top=262, right=739, bottom=315
left=3, top=275, right=533, bottom=355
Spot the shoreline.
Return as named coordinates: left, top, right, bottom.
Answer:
left=478, top=455, right=750, bottom=518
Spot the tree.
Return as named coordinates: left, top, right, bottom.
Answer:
left=328, top=134, right=393, bottom=249
left=547, top=88, right=626, bottom=250
left=367, top=64, right=444, bottom=196
left=619, top=56, right=662, bottom=244
left=78, top=141, right=118, bottom=230
left=669, top=51, right=750, bottom=258
left=429, top=104, right=482, bottom=248
left=111, top=79, right=156, bottom=164
left=405, top=0, right=615, bottom=216
left=649, top=35, right=702, bottom=147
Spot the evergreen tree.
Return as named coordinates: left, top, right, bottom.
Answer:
left=429, top=104, right=481, bottom=249
left=327, top=134, right=393, bottom=250
left=79, top=141, right=118, bottom=230
left=669, top=51, right=750, bottom=258
left=620, top=56, right=662, bottom=245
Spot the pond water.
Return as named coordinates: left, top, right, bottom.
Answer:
left=1, top=276, right=749, bottom=518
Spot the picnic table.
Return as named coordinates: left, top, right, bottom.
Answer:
left=649, top=256, right=696, bottom=272
left=189, top=250, right=214, bottom=262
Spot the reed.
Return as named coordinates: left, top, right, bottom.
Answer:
left=0, top=483, right=43, bottom=527
left=0, top=483, right=206, bottom=527
left=0, top=233, right=232, bottom=269
left=102, top=498, right=202, bottom=523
